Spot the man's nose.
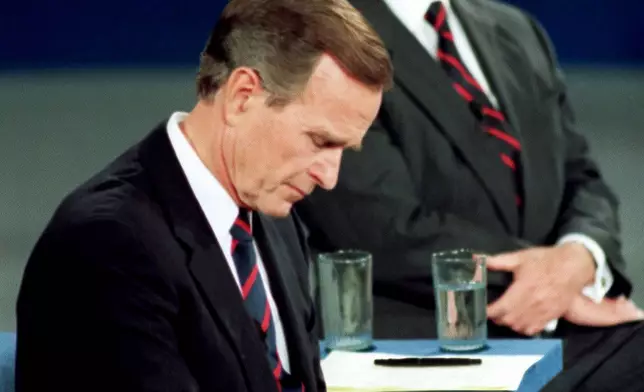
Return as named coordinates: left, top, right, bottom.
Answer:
left=309, top=149, right=342, bottom=190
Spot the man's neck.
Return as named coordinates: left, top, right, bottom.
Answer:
left=179, top=101, right=244, bottom=207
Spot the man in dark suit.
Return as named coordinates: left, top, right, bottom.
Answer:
left=14, top=1, right=392, bottom=391
left=297, top=0, right=644, bottom=372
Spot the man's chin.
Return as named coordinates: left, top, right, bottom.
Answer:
left=257, top=200, right=293, bottom=218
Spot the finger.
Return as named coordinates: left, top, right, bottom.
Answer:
left=487, top=297, right=507, bottom=320
left=495, top=300, right=529, bottom=328
left=489, top=281, right=561, bottom=333
left=508, top=312, right=540, bottom=335
left=473, top=262, right=484, bottom=282
left=521, top=312, right=558, bottom=336
left=618, top=299, right=644, bottom=320
left=486, top=253, right=521, bottom=272
left=525, top=322, right=548, bottom=337
left=447, top=291, right=458, bottom=325
left=487, top=282, right=525, bottom=320
left=505, top=305, right=553, bottom=336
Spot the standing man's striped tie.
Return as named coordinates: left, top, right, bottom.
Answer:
left=425, top=1, right=525, bottom=212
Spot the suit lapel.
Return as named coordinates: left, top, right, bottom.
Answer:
left=353, top=0, right=519, bottom=232
left=188, top=245, right=278, bottom=390
left=253, top=213, right=315, bottom=388
left=453, top=0, right=543, bottom=236
left=138, top=125, right=277, bottom=391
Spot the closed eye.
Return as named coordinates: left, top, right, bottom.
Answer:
left=310, top=134, right=343, bottom=149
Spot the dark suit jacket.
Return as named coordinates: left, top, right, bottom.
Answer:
left=15, top=123, right=325, bottom=392
left=297, top=0, right=631, bottom=334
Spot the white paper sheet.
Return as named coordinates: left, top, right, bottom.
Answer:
left=321, top=351, right=542, bottom=391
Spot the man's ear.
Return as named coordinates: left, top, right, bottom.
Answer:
left=222, top=67, right=264, bottom=126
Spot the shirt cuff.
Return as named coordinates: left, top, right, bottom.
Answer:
left=543, top=233, right=614, bottom=333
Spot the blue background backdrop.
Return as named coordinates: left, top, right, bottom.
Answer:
left=1, top=0, right=642, bottom=69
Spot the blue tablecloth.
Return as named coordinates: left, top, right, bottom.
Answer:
left=0, top=333, right=15, bottom=392
left=0, top=333, right=562, bottom=392
left=320, top=339, right=563, bottom=391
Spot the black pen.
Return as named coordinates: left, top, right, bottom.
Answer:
left=374, top=357, right=482, bottom=367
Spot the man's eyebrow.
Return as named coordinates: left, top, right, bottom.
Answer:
left=314, top=127, right=363, bottom=151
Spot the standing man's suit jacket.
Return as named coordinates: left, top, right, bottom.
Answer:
left=297, top=0, right=631, bottom=316
left=16, top=124, right=325, bottom=392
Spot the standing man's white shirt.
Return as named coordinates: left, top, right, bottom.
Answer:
left=382, top=0, right=613, bottom=332
left=166, top=111, right=291, bottom=372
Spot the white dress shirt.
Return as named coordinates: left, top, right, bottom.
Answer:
left=166, top=111, right=291, bottom=372
left=382, top=0, right=614, bottom=331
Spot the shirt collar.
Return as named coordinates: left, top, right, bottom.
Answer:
left=382, top=0, right=453, bottom=33
left=165, top=111, right=240, bottom=237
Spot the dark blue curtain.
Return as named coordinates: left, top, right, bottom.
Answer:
left=1, top=0, right=641, bottom=69
left=505, top=0, right=643, bottom=65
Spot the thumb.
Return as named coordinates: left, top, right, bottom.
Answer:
left=486, top=253, right=521, bottom=272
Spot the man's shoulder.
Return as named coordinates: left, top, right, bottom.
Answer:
left=476, top=0, right=529, bottom=20
left=47, top=136, right=163, bottom=240
left=22, top=120, right=182, bottom=295
left=469, top=0, right=538, bottom=33
left=466, top=0, right=556, bottom=68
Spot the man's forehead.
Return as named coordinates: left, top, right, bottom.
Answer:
left=302, top=54, right=382, bottom=126
left=308, top=54, right=358, bottom=94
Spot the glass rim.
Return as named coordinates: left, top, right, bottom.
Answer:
left=317, top=249, right=372, bottom=264
left=431, top=248, right=487, bottom=262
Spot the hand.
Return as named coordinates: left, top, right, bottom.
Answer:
left=564, top=295, right=644, bottom=327
left=486, top=244, right=596, bottom=336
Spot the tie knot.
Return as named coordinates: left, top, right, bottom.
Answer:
left=425, top=1, right=448, bottom=32
left=230, top=208, right=252, bottom=242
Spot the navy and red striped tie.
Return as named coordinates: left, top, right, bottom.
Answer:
left=229, top=209, right=303, bottom=392
left=425, top=1, right=524, bottom=210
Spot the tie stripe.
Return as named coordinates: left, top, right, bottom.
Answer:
left=431, top=5, right=446, bottom=30
left=501, top=153, right=516, bottom=170
left=274, top=359, right=283, bottom=378
left=426, top=1, right=524, bottom=210
left=453, top=82, right=474, bottom=101
left=427, top=3, right=520, bottom=146
left=241, top=265, right=259, bottom=299
left=485, top=127, right=521, bottom=150
left=235, top=217, right=252, bottom=235
left=261, top=300, right=271, bottom=332
left=229, top=209, right=304, bottom=391
left=437, top=50, right=484, bottom=91
left=482, top=107, right=505, bottom=121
